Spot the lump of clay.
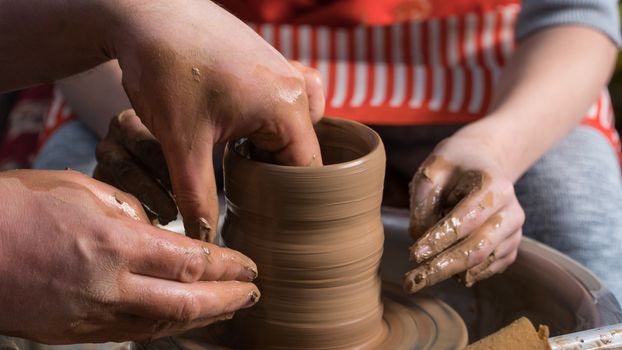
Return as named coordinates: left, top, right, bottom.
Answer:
left=465, top=317, right=550, bottom=350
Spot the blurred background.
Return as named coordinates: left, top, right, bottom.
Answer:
left=607, top=6, right=622, bottom=134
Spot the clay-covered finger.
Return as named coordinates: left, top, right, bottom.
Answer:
left=110, top=110, right=172, bottom=191
left=250, top=107, right=323, bottom=167
left=119, top=276, right=260, bottom=323
left=408, top=155, right=454, bottom=239
left=290, top=60, right=325, bottom=124
left=247, top=75, right=323, bottom=167
left=404, top=213, right=512, bottom=293
left=127, top=223, right=257, bottom=283
left=162, top=137, right=219, bottom=241
left=464, top=229, right=522, bottom=287
left=410, top=170, right=502, bottom=263
left=95, top=137, right=178, bottom=225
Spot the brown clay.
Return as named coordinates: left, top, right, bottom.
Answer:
left=221, top=117, right=390, bottom=349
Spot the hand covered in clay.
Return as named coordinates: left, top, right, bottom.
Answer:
left=0, top=170, right=259, bottom=343
left=111, top=1, right=324, bottom=240
left=403, top=135, right=524, bottom=293
left=94, top=59, right=324, bottom=237
left=94, top=110, right=178, bottom=228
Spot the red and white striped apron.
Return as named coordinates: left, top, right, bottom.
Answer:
left=38, top=0, right=620, bottom=160
left=226, top=0, right=621, bottom=156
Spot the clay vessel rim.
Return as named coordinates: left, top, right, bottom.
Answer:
left=226, top=117, right=383, bottom=172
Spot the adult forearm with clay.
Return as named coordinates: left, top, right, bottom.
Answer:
left=404, top=2, right=619, bottom=293
left=1, top=0, right=323, bottom=238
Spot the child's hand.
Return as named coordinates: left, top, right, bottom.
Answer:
left=404, top=135, right=524, bottom=293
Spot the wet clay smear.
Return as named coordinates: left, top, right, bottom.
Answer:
left=466, top=317, right=551, bottom=350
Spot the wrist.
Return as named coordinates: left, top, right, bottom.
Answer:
left=450, top=117, right=525, bottom=182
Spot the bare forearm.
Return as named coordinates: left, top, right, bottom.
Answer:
left=454, top=26, right=617, bottom=182
left=0, top=0, right=114, bottom=92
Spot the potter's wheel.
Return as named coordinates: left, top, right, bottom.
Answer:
left=134, top=286, right=466, bottom=350
left=133, top=207, right=622, bottom=349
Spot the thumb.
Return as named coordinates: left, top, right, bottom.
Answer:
left=162, top=138, right=218, bottom=242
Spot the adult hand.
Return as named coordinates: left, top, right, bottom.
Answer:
left=93, top=60, right=324, bottom=234
left=403, top=135, right=524, bottom=293
left=0, top=170, right=259, bottom=344
left=109, top=1, right=324, bottom=240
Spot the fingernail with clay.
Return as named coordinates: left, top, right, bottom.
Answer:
left=229, top=251, right=258, bottom=281
left=464, top=270, right=477, bottom=288
left=186, top=218, right=215, bottom=242
left=244, top=290, right=261, bottom=308
left=245, top=265, right=259, bottom=281
left=403, top=269, right=428, bottom=294
left=198, top=217, right=212, bottom=242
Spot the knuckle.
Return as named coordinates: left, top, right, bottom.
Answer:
left=123, top=192, right=144, bottom=210
left=89, top=286, right=121, bottom=310
left=307, top=66, right=321, bottom=77
left=306, top=67, right=323, bottom=83
left=173, top=294, right=200, bottom=322
left=275, top=77, right=306, bottom=105
left=62, top=168, right=89, bottom=183
left=470, top=248, right=490, bottom=266
left=174, top=190, right=205, bottom=210
left=179, top=252, right=206, bottom=283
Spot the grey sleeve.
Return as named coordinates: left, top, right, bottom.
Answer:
left=516, top=0, right=621, bottom=46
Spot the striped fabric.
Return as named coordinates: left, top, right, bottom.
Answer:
left=241, top=2, right=620, bottom=155
left=38, top=86, right=74, bottom=150
left=37, top=0, right=620, bottom=158
left=249, top=4, right=520, bottom=124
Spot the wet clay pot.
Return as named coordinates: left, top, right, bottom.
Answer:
left=221, top=117, right=387, bottom=349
